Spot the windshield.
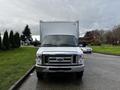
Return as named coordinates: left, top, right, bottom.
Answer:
left=41, top=35, right=78, bottom=47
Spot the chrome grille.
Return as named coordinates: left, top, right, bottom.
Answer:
left=42, top=54, right=76, bottom=65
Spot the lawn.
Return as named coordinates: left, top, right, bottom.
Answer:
left=0, top=47, right=37, bottom=90
left=91, top=44, right=120, bottom=55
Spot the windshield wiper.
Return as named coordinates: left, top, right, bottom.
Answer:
left=59, top=44, right=76, bottom=47
left=42, top=44, right=57, bottom=47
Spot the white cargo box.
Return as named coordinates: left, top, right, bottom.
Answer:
left=40, top=21, right=79, bottom=43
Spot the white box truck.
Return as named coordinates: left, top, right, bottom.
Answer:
left=35, top=21, right=84, bottom=79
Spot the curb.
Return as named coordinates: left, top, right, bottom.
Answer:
left=93, top=52, right=120, bottom=56
left=9, top=65, right=35, bottom=90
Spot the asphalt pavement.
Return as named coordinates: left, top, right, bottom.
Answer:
left=18, top=53, right=120, bottom=90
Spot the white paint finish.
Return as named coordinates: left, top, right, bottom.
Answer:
left=40, top=21, right=79, bottom=42
left=80, top=46, right=92, bottom=52
left=36, top=47, right=83, bottom=55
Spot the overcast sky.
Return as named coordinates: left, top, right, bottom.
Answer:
left=0, top=0, right=120, bottom=36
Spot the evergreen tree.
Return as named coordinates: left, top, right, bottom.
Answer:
left=21, top=35, right=26, bottom=42
left=9, top=30, right=15, bottom=48
left=14, top=32, right=20, bottom=48
left=22, top=25, right=33, bottom=44
left=22, top=25, right=31, bottom=37
left=3, top=31, right=9, bottom=50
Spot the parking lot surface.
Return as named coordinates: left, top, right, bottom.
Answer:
left=18, top=53, right=120, bottom=90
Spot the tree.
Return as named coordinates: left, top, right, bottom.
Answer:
left=22, top=25, right=33, bottom=44
left=3, top=31, right=9, bottom=50
left=21, top=35, right=26, bottom=42
left=14, top=32, right=20, bottom=48
left=23, top=25, right=31, bottom=37
left=104, top=25, right=120, bottom=45
left=9, top=30, right=15, bottom=48
left=84, top=30, right=102, bottom=45
left=0, top=33, right=1, bottom=50
left=32, top=39, right=41, bottom=47
left=112, top=26, right=120, bottom=45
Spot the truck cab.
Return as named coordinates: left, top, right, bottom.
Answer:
left=35, top=21, right=84, bottom=79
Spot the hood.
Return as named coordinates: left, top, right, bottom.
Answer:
left=36, top=47, right=83, bottom=55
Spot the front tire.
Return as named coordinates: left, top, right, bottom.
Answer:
left=36, top=72, right=44, bottom=80
left=76, top=71, right=84, bottom=80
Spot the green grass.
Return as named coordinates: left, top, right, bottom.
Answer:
left=91, top=44, right=120, bottom=55
left=0, top=47, right=37, bottom=90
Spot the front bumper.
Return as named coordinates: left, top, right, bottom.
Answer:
left=35, top=64, right=85, bottom=73
left=83, top=51, right=92, bottom=53
left=82, top=50, right=92, bottom=53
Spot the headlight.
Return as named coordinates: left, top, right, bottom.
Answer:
left=90, top=48, right=93, bottom=51
left=87, top=47, right=92, bottom=51
left=77, top=54, right=84, bottom=64
left=36, top=55, right=42, bottom=65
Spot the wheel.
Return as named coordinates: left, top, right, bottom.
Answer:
left=76, top=71, right=84, bottom=80
left=36, top=72, right=44, bottom=80
left=89, top=51, right=92, bottom=54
